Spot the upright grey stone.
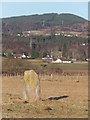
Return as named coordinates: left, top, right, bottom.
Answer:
left=23, top=70, right=40, bottom=101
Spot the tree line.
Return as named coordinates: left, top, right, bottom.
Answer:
left=2, top=34, right=88, bottom=60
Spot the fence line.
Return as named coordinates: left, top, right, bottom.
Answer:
left=2, top=73, right=88, bottom=82
left=2, top=70, right=88, bottom=77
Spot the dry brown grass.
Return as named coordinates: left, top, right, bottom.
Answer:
left=2, top=74, right=88, bottom=118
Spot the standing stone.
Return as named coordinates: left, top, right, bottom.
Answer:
left=23, top=70, right=40, bottom=101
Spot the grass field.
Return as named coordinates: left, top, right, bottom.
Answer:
left=2, top=74, right=88, bottom=118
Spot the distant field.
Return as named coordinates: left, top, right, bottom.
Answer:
left=47, top=62, right=88, bottom=70
left=27, top=59, right=88, bottom=70
left=2, top=57, right=88, bottom=70
left=22, top=59, right=88, bottom=71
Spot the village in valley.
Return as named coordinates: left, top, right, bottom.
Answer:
left=2, top=23, right=89, bottom=63
left=2, top=13, right=89, bottom=64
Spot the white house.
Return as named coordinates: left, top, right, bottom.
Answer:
left=52, top=58, right=62, bottom=63
left=52, top=58, right=73, bottom=63
left=62, top=60, right=72, bottom=63
left=55, top=33, right=60, bottom=36
left=22, top=53, right=26, bottom=59
left=60, top=58, right=72, bottom=63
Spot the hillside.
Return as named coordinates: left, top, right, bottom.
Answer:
left=2, top=13, right=88, bottom=60
left=2, top=13, right=87, bottom=35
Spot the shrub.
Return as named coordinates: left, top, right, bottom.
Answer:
left=31, top=51, right=40, bottom=59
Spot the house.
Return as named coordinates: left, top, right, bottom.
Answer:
left=71, top=58, right=77, bottom=62
left=42, top=53, right=52, bottom=60
left=52, top=57, right=73, bottom=63
left=64, top=34, right=72, bottom=37
left=13, top=53, right=30, bottom=59
left=17, top=34, right=21, bottom=37
left=55, top=33, right=60, bottom=36
left=60, top=58, right=73, bottom=63
left=22, top=53, right=27, bottom=59
left=27, top=56, right=31, bottom=59
left=52, top=58, right=62, bottom=63
left=3, top=52, right=8, bottom=57
left=86, top=58, right=90, bottom=62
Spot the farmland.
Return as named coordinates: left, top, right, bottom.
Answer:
left=2, top=58, right=88, bottom=118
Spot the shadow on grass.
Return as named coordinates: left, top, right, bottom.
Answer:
left=48, top=95, right=69, bottom=101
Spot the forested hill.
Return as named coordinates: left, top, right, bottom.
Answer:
left=3, top=13, right=87, bottom=25
left=2, top=13, right=87, bottom=34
